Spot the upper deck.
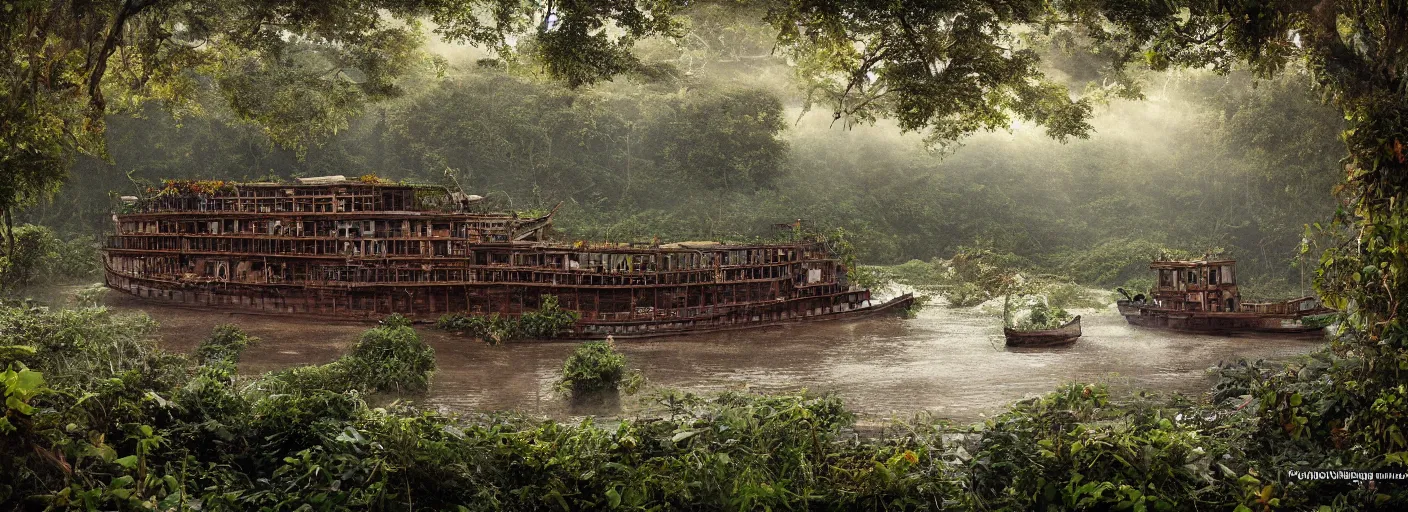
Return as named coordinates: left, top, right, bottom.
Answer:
left=107, top=178, right=849, bottom=276
left=114, top=176, right=560, bottom=242
left=123, top=176, right=471, bottom=217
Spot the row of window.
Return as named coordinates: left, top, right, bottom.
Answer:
left=1156, top=266, right=1237, bottom=287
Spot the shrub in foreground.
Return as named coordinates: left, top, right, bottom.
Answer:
left=194, top=323, right=259, bottom=365
left=345, top=322, right=436, bottom=394
left=556, top=338, right=632, bottom=397
left=272, top=323, right=435, bottom=395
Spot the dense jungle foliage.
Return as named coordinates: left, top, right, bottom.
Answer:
left=3, top=302, right=1405, bottom=510
left=0, top=225, right=100, bottom=293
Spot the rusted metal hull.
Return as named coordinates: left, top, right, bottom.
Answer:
left=1004, top=316, right=1081, bottom=347
left=574, top=293, right=917, bottom=339
left=1116, top=300, right=1327, bottom=336
left=105, top=266, right=906, bottom=339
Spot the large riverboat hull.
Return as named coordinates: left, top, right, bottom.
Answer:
left=100, top=177, right=909, bottom=340
left=103, top=268, right=913, bottom=338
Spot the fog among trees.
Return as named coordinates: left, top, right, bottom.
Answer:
left=18, top=7, right=1341, bottom=296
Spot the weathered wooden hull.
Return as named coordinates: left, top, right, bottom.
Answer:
left=1004, top=316, right=1081, bottom=347
left=105, top=267, right=910, bottom=339
left=576, top=293, right=917, bottom=339
left=1116, top=300, right=1327, bottom=336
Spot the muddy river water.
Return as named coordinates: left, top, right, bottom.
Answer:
left=101, top=292, right=1321, bottom=423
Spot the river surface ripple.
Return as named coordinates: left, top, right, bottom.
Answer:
left=104, top=293, right=1322, bottom=423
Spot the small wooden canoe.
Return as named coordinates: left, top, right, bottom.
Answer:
left=1004, top=315, right=1081, bottom=348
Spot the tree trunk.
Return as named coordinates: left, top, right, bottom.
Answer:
left=2, top=207, right=12, bottom=257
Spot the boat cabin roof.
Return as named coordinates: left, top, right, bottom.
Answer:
left=234, top=181, right=441, bottom=191
left=1150, top=259, right=1236, bottom=270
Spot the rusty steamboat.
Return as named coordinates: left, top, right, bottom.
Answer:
left=1116, top=258, right=1331, bottom=336
left=101, top=177, right=913, bottom=339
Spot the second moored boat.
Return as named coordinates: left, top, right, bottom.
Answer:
left=1004, top=315, right=1082, bottom=348
left=1116, top=258, right=1331, bottom=336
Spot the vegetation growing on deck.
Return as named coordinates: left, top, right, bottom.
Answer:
left=1009, top=299, right=1073, bottom=331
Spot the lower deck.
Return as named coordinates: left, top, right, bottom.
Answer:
left=1116, top=301, right=1326, bottom=335
left=104, top=270, right=908, bottom=339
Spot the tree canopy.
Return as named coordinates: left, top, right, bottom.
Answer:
left=0, top=0, right=679, bottom=249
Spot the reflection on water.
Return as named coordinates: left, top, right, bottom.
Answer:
left=103, top=292, right=1321, bottom=423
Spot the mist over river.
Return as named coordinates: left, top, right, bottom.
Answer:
left=101, top=291, right=1321, bottom=423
